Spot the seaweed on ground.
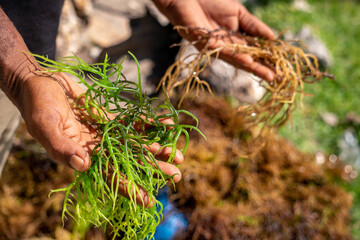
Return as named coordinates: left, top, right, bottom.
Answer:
left=172, top=95, right=352, bottom=240
left=0, top=123, right=80, bottom=239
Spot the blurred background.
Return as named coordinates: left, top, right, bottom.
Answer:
left=1, top=0, right=360, bottom=239
left=250, top=0, right=360, bottom=237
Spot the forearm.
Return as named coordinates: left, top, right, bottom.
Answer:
left=0, top=7, right=38, bottom=108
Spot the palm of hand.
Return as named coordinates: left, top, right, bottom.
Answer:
left=19, top=72, right=182, bottom=206
left=20, top=74, right=95, bottom=171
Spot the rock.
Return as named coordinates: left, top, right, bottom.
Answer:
left=92, top=0, right=168, bottom=25
left=146, top=0, right=169, bottom=26
left=295, top=26, right=333, bottom=68
left=96, top=10, right=181, bottom=95
left=92, top=0, right=148, bottom=18
left=293, top=0, right=312, bottom=12
left=179, top=43, right=265, bottom=104
left=56, top=0, right=87, bottom=57
left=203, top=58, right=265, bottom=103
left=345, top=112, right=360, bottom=125
left=321, top=112, right=339, bottom=127
left=119, top=57, right=157, bottom=95
left=86, top=7, right=130, bottom=48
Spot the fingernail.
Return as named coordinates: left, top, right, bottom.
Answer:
left=175, top=150, right=184, bottom=164
left=173, top=171, right=182, bottom=183
left=144, top=195, right=154, bottom=208
left=70, top=155, right=85, bottom=171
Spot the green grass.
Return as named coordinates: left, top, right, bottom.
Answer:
left=252, top=0, right=360, bottom=238
left=254, top=0, right=360, bottom=154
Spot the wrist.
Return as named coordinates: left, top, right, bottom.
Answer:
left=0, top=8, right=40, bottom=109
left=0, top=54, right=39, bottom=109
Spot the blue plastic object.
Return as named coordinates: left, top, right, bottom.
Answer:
left=154, top=187, right=188, bottom=240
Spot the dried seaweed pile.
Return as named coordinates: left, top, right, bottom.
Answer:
left=156, top=28, right=350, bottom=239
left=172, top=96, right=352, bottom=240
left=0, top=123, right=106, bottom=240
left=0, top=131, right=70, bottom=239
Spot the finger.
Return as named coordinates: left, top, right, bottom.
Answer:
left=219, top=50, right=275, bottom=82
left=138, top=155, right=182, bottom=183
left=145, top=142, right=184, bottom=165
left=159, top=117, right=174, bottom=125
left=44, top=135, right=91, bottom=172
left=159, top=117, right=175, bottom=130
left=28, top=114, right=91, bottom=172
left=240, top=59, right=275, bottom=82
left=123, top=117, right=174, bottom=132
left=156, top=161, right=182, bottom=183
left=238, top=5, right=274, bottom=40
left=105, top=171, right=155, bottom=208
left=143, top=117, right=175, bottom=130
left=47, top=133, right=91, bottom=172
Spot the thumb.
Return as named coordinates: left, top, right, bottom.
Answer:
left=238, top=5, right=274, bottom=40
left=48, top=134, right=91, bottom=172
left=30, top=122, right=91, bottom=172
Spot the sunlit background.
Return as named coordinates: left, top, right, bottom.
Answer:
left=1, top=0, right=360, bottom=239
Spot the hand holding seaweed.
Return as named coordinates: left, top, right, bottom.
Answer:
left=28, top=53, right=201, bottom=239
left=160, top=27, right=334, bottom=144
left=153, top=0, right=275, bottom=81
left=19, top=70, right=95, bottom=172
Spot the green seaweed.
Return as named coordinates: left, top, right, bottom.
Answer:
left=33, top=52, right=202, bottom=239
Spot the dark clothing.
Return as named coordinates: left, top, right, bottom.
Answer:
left=0, top=0, right=64, bottom=59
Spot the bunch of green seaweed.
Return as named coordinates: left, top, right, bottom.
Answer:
left=33, top=53, right=201, bottom=239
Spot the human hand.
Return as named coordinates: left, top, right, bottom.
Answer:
left=18, top=69, right=183, bottom=207
left=153, top=0, right=275, bottom=81
left=1, top=6, right=182, bottom=208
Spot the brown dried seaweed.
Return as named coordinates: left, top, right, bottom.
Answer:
left=173, top=96, right=351, bottom=240
left=159, top=27, right=334, bottom=154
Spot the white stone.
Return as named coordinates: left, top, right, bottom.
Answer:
left=293, top=0, right=312, bottom=12
left=86, top=8, right=131, bottom=48
left=56, top=0, right=86, bottom=57
left=321, top=112, right=339, bottom=127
